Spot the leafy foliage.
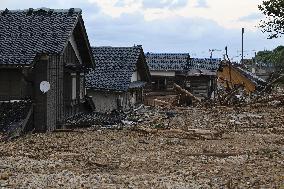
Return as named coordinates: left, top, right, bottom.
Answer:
left=258, top=0, right=284, bottom=39
left=256, top=46, right=284, bottom=70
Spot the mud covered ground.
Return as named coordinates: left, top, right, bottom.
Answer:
left=0, top=105, right=283, bottom=188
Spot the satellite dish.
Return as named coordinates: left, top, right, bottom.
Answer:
left=40, top=81, right=50, bottom=93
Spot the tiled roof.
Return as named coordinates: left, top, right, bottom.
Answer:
left=189, top=58, right=220, bottom=70
left=86, top=46, right=144, bottom=92
left=145, top=53, right=190, bottom=71
left=0, top=8, right=82, bottom=65
left=145, top=53, right=220, bottom=71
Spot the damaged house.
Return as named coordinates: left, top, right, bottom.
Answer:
left=145, top=53, right=220, bottom=98
left=218, top=61, right=267, bottom=93
left=145, top=53, right=190, bottom=91
left=86, top=46, right=151, bottom=113
left=0, top=8, right=94, bottom=132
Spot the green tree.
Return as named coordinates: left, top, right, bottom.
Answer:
left=258, top=0, right=284, bottom=39
left=256, top=46, right=284, bottom=70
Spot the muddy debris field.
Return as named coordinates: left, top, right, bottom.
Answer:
left=0, top=105, right=283, bottom=188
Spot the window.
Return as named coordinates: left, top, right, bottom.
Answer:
left=79, top=74, right=84, bottom=99
left=71, top=73, right=76, bottom=100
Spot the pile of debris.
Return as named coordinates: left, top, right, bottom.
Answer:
left=0, top=104, right=282, bottom=188
left=64, top=111, right=126, bottom=129
left=146, top=78, right=284, bottom=109
left=213, top=84, right=284, bottom=107
left=0, top=100, right=32, bottom=134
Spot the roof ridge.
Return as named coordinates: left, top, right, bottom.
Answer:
left=0, top=8, right=82, bottom=14
left=146, top=53, right=189, bottom=55
left=92, top=46, right=141, bottom=49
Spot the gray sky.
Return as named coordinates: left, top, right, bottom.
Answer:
left=1, top=0, right=284, bottom=61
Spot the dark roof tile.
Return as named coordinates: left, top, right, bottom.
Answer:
left=145, top=53, right=220, bottom=71
left=0, top=8, right=82, bottom=65
left=86, top=46, right=143, bottom=92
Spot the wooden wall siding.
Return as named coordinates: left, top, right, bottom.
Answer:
left=0, top=69, right=31, bottom=100
left=79, top=74, right=85, bottom=100
left=0, top=48, right=84, bottom=132
left=62, top=42, right=82, bottom=118
left=46, top=55, right=64, bottom=131
left=149, top=74, right=215, bottom=98
left=150, top=76, right=178, bottom=91
left=76, top=72, right=80, bottom=102
left=63, top=42, right=80, bottom=66
left=218, top=66, right=256, bottom=92
left=137, top=54, right=150, bottom=82
left=182, top=75, right=216, bottom=99
left=189, top=77, right=211, bottom=98
left=34, top=55, right=48, bottom=132
left=0, top=42, right=86, bottom=132
left=73, top=19, right=93, bottom=66
left=63, top=72, right=72, bottom=117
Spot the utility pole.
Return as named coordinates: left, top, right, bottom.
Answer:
left=242, top=28, right=244, bottom=64
left=225, top=46, right=232, bottom=84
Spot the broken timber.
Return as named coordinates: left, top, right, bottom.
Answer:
left=173, top=83, right=201, bottom=103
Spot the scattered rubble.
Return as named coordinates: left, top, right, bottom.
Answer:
left=64, top=111, right=126, bottom=128
left=0, top=74, right=283, bottom=188
left=0, top=102, right=283, bottom=188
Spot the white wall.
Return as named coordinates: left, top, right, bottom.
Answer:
left=150, top=71, right=175, bottom=77
left=87, top=90, right=142, bottom=113
left=131, top=71, right=142, bottom=82
left=88, top=91, right=131, bottom=113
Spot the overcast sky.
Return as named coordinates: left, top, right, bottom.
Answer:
left=1, top=0, right=284, bottom=61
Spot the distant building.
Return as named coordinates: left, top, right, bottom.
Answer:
left=0, top=8, right=94, bottom=132
left=145, top=53, right=220, bottom=98
left=249, top=63, right=275, bottom=81
left=86, top=46, right=151, bottom=113
left=241, top=59, right=275, bottom=81
left=145, top=53, right=190, bottom=91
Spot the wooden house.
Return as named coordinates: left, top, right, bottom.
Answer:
left=218, top=61, right=267, bottom=93
left=0, top=8, right=94, bottom=132
left=145, top=53, right=220, bottom=98
left=145, top=53, right=190, bottom=91
left=86, top=46, right=151, bottom=113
